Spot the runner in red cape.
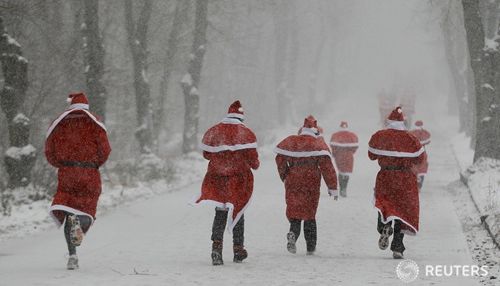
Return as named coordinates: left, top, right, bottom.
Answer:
left=45, top=92, right=111, bottom=270
left=194, top=100, right=259, bottom=265
left=409, top=120, right=431, bottom=190
left=330, top=121, right=359, bottom=197
left=275, top=115, right=338, bottom=255
left=368, top=106, right=424, bottom=259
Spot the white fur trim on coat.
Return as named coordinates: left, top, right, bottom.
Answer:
left=330, top=142, right=359, bottom=148
left=368, top=146, right=424, bottom=158
left=49, top=205, right=95, bottom=227
left=46, top=108, right=106, bottom=138
left=274, top=147, right=332, bottom=158
left=200, top=142, right=257, bottom=153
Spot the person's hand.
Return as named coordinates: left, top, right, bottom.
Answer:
left=328, top=189, right=339, bottom=200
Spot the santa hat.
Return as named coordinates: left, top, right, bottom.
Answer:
left=227, top=100, right=244, bottom=120
left=415, top=120, right=423, bottom=127
left=340, top=121, right=348, bottom=129
left=67, top=92, right=89, bottom=110
left=387, top=106, right=404, bottom=121
left=303, top=115, right=318, bottom=129
left=299, top=115, right=319, bottom=136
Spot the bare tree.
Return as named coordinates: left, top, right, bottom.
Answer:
left=462, top=0, right=500, bottom=161
left=181, top=0, right=208, bottom=153
left=124, top=0, right=153, bottom=154
left=0, top=17, right=36, bottom=189
left=154, top=0, right=189, bottom=142
left=308, top=1, right=327, bottom=112
left=441, top=0, right=474, bottom=137
left=272, top=0, right=290, bottom=125
left=82, top=0, right=106, bottom=120
left=286, top=0, right=299, bottom=122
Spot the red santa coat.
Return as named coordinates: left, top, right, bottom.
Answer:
left=194, top=117, right=259, bottom=231
left=409, top=128, right=431, bottom=177
left=45, top=107, right=111, bottom=226
left=368, top=125, right=424, bottom=235
left=275, top=130, right=338, bottom=220
left=330, top=130, right=359, bottom=175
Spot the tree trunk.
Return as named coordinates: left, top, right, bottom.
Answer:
left=441, top=2, right=468, bottom=132
left=462, top=0, right=500, bottom=161
left=308, top=1, right=327, bottom=112
left=0, top=17, right=36, bottom=188
left=181, top=0, right=208, bottom=154
left=82, top=0, right=106, bottom=120
left=286, top=0, right=299, bottom=122
left=154, top=0, right=189, bottom=142
left=272, top=0, right=290, bottom=125
left=124, top=0, right=154, bottom=154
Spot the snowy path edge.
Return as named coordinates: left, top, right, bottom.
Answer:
left=450, top=141, right=500, bottom=250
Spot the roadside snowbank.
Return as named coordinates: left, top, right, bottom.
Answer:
left=452, top=133, right=500, bottom=245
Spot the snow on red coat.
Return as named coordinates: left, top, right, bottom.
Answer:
left=368, top=123, right=425, bottom=235
left=194, top=117, right=259, bottom=231
left=275, top=130, right=338, bottom=220
left=409, top=127, right=431, bottom=176
left=330, top=130, right=359, bottom=175
left=45, top=107, right=111, bottom=226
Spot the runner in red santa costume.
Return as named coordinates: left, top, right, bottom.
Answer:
left=330, top=121, right=359, bottom=198
left=194, top=100, right=259, bottom=266
left=409, top=120, right=431, bottom=190
left=45, top=92, right=111, bottom=270
left=368, top=106, right=425, bottom=259
left=275, top=116, right=338, bottom=255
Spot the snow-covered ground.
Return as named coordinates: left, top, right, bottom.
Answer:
left=0, top=153, right=206, bottom=243
left=0, top=112, right=487, bottom=285
left=451, top=131, right=500, bottom=247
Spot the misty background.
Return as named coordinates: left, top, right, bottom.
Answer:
left=0, top=0, right=496, bottom=203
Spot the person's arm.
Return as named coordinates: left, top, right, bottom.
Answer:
left=318, top=156, right=338, bottom=197
left=246, top=148, right=260, bottom=170
left=203, top=151, right=214, bottom=161
left=275, top=154, right=288, bottom=182
left=96, top=128, right=111, bottom=167
left=368, top=150, right=379, bottom=161
left=44, top=134, right=62, bottom=168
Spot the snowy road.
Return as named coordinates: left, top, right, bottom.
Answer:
left=0, top=121, right=482, bottom=285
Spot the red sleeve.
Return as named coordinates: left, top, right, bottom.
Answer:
left=246, top=148, right=260, bottom=170
left=275, top=154, right=288, bottom=182
left=368, top=150, right=379, bottom=161
left=44, top=134, right=62, bottom=168
left=318, top=156, right=338, bottom=190
left=96, top=128, right=111, bottom=167
left=331, top=146, right=339, bottom=156
left=203, top=151, right=214, bottom=160
left=412, top=151, right=425, bottom=166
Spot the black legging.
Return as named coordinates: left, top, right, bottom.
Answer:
left=377, top=213, right=405, bottom=253
left=339, top=174, right=350, bottom=192
left=211, top=209, right=245, bottom=246
left=64, top=213, right=92, bottom=255
left=289, top=219, right=317, bottom=252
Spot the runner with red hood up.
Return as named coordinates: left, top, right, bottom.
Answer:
left=194, top=100, right=259, bottom=265
left=275, top=116, right=338, bottom=255
left=330, top=121, right=359, bottom=197
left=45, top=92, right=111, bottom=270
left=368, top=107, right=425, bottom=259
left=409, top=120, right=431, bottom=190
